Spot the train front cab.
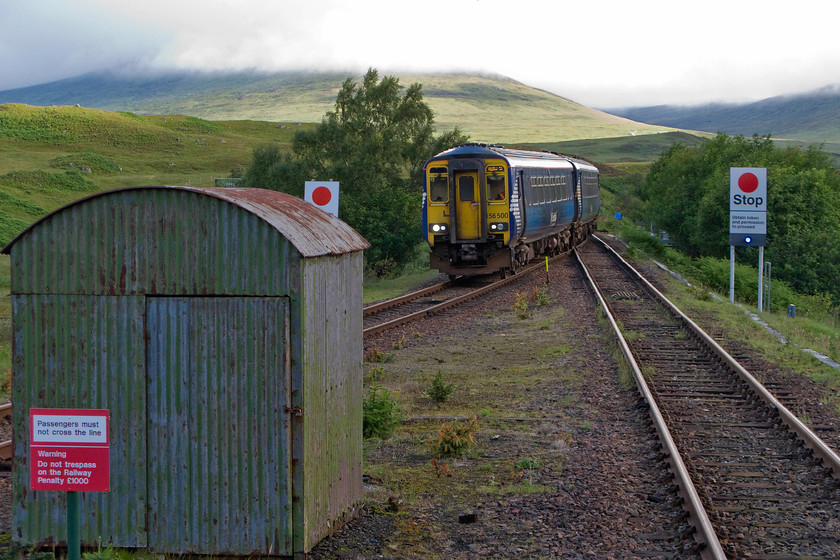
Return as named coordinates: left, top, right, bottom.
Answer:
left=425, top=157, right=513, bottom=276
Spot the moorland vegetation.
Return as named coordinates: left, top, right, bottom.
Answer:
left=1, top=69, right=839, bottom=398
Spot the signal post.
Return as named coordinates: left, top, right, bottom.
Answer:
left=729, top=168, right=767, bottom=310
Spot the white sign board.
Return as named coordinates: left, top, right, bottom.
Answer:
left=30, top=408, right=110, bottom=492
left=730, top=167, right=766, bottom=246
left=304, top=181, right=339, bottom=217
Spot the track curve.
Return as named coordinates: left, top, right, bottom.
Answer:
left=576, top=235, right=840, bottom=559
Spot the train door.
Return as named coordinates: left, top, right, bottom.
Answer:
left=455, top=171, right=481, bottom=240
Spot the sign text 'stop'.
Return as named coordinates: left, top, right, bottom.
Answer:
left=730, top=167, right=767, bottom=212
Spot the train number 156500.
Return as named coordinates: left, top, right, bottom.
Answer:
left=488, top=212, right=508, bottom=219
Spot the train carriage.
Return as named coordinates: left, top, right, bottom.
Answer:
left=422, top=144, right=600, bottom=277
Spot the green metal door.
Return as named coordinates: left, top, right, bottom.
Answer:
left=146, top=296, right=292, bottom=555
left=12, top=295, right=148, bottom=547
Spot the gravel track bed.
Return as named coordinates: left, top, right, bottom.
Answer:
left=312, top=255, right=699, bottom=559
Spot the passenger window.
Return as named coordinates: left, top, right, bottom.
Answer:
left=429, top=176, right=448, bottom=202
left=487, top=175, right=505, bottom=201
left=459, top=176, right=475, bottom=201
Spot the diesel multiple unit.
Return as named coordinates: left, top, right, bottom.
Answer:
left=422, top=144, right=600, bottom=276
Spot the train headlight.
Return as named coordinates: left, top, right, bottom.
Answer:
left=489, top=223, right=508, bottom=232
left=430, top=223, right=448, bottom=233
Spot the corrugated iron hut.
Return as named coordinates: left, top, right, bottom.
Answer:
left=1, top=186, right=370, bottom=556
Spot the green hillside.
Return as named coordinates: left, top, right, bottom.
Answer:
left=0, top=99, right=706, bottom=249
left=0, top=103, right=315, bottom=245
left=517, top=131, right=708, bottom=170
left=0, top=70, right=675, bottom=143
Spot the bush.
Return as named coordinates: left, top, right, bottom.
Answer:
left=428, top=417, right=479, bottom=458
left=427, top=371, right=454, bottom=403
left=82, top=538, right=119, bottom=560
left=363, top=385, right=402, bottom=439
left=513, top=292, right=529, bottom=319
left=620, top=224, right=669, bottom=260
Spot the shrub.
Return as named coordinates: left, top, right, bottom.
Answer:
left=428, top=417, right=479, bottom=458
left=365, top=347, right=393, bottom=363
left=513, top=292, right=529, bottom=319
left=427, top=371, right=454, bottom=403
left=363, top=385, right=401, bottom=439
left=82, top=538, right=119, bottom=560
left=530, top=286, right=551, bottom=306
left=367, top=365, right=386, bottom=382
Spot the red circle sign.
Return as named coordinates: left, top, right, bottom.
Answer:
left=738, top=172, right=759, bottom=193
left=312, top=186, right=332, bottom=206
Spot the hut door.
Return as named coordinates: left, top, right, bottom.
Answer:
left=146, top=297, right=292, bottom=555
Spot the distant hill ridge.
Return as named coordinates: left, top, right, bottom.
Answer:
left=605, top=84, right=840, bottom=146
left=0, top=68, right=670, bottom=143
left=2, top=68, right=838, bottom=147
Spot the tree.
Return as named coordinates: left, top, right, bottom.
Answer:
left=244, top=69, right=468, bottom=275
left=640, top=133, right=840, bottom=301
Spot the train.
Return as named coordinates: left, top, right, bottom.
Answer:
left=422, top=144, right=600, bottom=277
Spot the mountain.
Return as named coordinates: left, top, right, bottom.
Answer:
left=0, top=69, right=672, bottom=143
left=605, top=85, right=840, bottom=145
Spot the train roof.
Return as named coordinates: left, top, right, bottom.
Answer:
left=430, top=144, right=597, bottom=172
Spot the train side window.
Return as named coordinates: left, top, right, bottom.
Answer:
left=459, top=175, right=475, bottom=201
left=530, top=178, right=537, bottom=205
left=487, top=174, right=505, bottom=201
left=429, top=175, right=448, bottom=202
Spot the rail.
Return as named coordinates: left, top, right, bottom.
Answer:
left=591, top=235, right=840, bottom=476
left=363, top=254, right=559, bottom=336
left=574, top=245, right=727, bottom=560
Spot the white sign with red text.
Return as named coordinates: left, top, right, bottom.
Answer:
left=30, top=408, right=110, bottom=492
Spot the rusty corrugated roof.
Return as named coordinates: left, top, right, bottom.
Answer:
left=1, top=186, right=369, bottom=257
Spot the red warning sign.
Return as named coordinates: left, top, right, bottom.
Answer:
left=30, top=408, right=110, bottom=492
left=304, top=181, right=339, bottom=217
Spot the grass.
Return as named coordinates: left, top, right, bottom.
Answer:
left=639, top=254, right=840, bottom=414
left=363, top=268, right=444, bottom=304
left=520, top=131, right=710, bottom=165
left=0, top=104, right=309, bottom=246
left=354, top=292, right=590, bottom=555
left=2, top=71, right=680, bottom=144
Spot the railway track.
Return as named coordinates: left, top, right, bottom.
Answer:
left=363, top=256, right=555, bottom=336
left=576, top=235, right=840, bottom=559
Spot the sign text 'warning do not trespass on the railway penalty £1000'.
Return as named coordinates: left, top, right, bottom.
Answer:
left=30, top=408, right=110, bottom=492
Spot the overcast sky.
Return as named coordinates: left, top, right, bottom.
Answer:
left=2, top=0, right=838, bottom=108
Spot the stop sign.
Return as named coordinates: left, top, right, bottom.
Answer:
left=730, top=167, right=767, bottom=246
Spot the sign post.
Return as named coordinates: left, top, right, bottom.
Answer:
left=30, top=408, right=110, bottom=560
left=304, top=180, right=340, bottom=217
left=729, top=168, right=767, bottom=309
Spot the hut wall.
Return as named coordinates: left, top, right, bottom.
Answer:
left=297, top=253, right=365, bottom=551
